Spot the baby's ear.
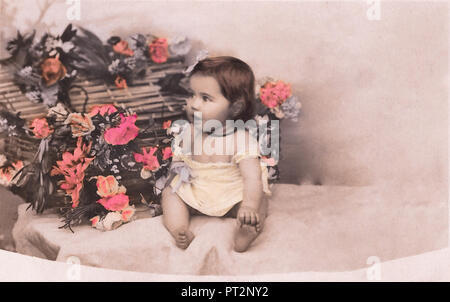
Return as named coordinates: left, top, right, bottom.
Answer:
left=230, top=99, right=245, bottom=118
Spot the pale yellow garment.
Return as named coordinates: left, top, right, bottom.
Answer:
left=169, top=139, right=271, bottom=217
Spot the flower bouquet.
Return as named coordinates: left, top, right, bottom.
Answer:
left=253, top=78, right=302, bottom=182
left=3, top=102, right=175, bottom=231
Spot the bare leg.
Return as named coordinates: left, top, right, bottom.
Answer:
left=231, top=197, right=268, bottom=253
left=161, top=187, right=195, bottom=249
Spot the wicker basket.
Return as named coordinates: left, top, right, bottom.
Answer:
left=0, top=57, right=189, bottom=162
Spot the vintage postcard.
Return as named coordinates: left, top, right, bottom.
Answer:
left=0, top=0, right=448, bottom=284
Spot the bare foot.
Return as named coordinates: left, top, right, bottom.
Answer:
left=174, top=228, right=195, bottom=249
left=233, top=224, right=259, bottom=253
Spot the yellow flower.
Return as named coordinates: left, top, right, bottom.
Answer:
left=96, top=175, right=126, bottom=198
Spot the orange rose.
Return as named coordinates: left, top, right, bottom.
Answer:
left=149, top=38, right=169, bottom=63
left=40, top=57, right=67, bottom=86
left=115, top=76, right=128, bottom=89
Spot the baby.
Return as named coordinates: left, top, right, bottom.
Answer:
left=161, top=56, right=271, bottom=252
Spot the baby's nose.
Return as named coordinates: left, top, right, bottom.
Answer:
left=190, top=96, right=202, bottom=110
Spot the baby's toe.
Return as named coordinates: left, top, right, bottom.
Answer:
left=176, top=241, right=188, bottom=249
left=174, top=229, right=195, bottom=250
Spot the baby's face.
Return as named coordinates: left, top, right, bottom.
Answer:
left=186, top=74, right=231, bottom=128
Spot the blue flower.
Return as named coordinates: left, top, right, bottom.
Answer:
left=280, top=96, right=302, bottom=122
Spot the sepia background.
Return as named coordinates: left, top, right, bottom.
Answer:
left=0, top=0, right=448, bottom=273
left=0, top=0, right=447, bottom=187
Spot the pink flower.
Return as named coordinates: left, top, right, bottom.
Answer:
left=50, top=137, right=94, bottom=208
left=30, top=118, right=53, bottom=138
left=113, top=40, right=134, bottom=57
left=104, top=114, right=139, bottom=145
left=60, top=179, right=83, bottom=208
left=90, top=216, right=100, bottom=227
left=97, top=193, right=130, bottom=211
left=259, top=80, right=292, bottom=108
left=162, top=120, right=172, bottom=129
left=162, top=146, right=172, bottom=160
left=96, top=175, right=126, bottom=198
left=51, top=137, right=93, bottom=175
left=12, top=160, right=23, bottom=171
left=149, top=38, right=169, bottom=63
left=59, top=166, right=87, bottom=208
left=121, top=206, right=136, bottom=222
left=89, top=104, right=118, bottom=117
left=134, top=147, right=160, bottom=171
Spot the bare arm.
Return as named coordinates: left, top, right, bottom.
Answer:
left=235, top=130, right=264, bottom=228
left=239, top=157, right=263, bottom=211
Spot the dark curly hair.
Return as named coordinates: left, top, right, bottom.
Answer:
left=189, top=56, right=255, bottom=122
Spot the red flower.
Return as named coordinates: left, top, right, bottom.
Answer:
left=97, top=193, right=130, bottom=211
left=113, top=40, right=134, bottom=57
left=104, top=114, right=139, bottom=145
left=134, top=147, right=160, bottom=171
left=89, top=104, right=118, bottom=117
left=162, top=120, right=172, bottom=129
left=115, top=76, right=128, bottom=89
left=30, top=118, right=53, bottom=138
left=162, top=146, right=173, bottom=160
left=149, top=38, right=169, bottom=63
left=259, top=80, right=292, bottom=108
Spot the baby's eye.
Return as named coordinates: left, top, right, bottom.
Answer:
left=202, top=95, right=211, bottom=102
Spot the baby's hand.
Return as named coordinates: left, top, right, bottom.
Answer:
left=237, top=205, right=260, bottom=231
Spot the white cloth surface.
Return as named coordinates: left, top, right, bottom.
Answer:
left=12, top=184, right=448, bottom=275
